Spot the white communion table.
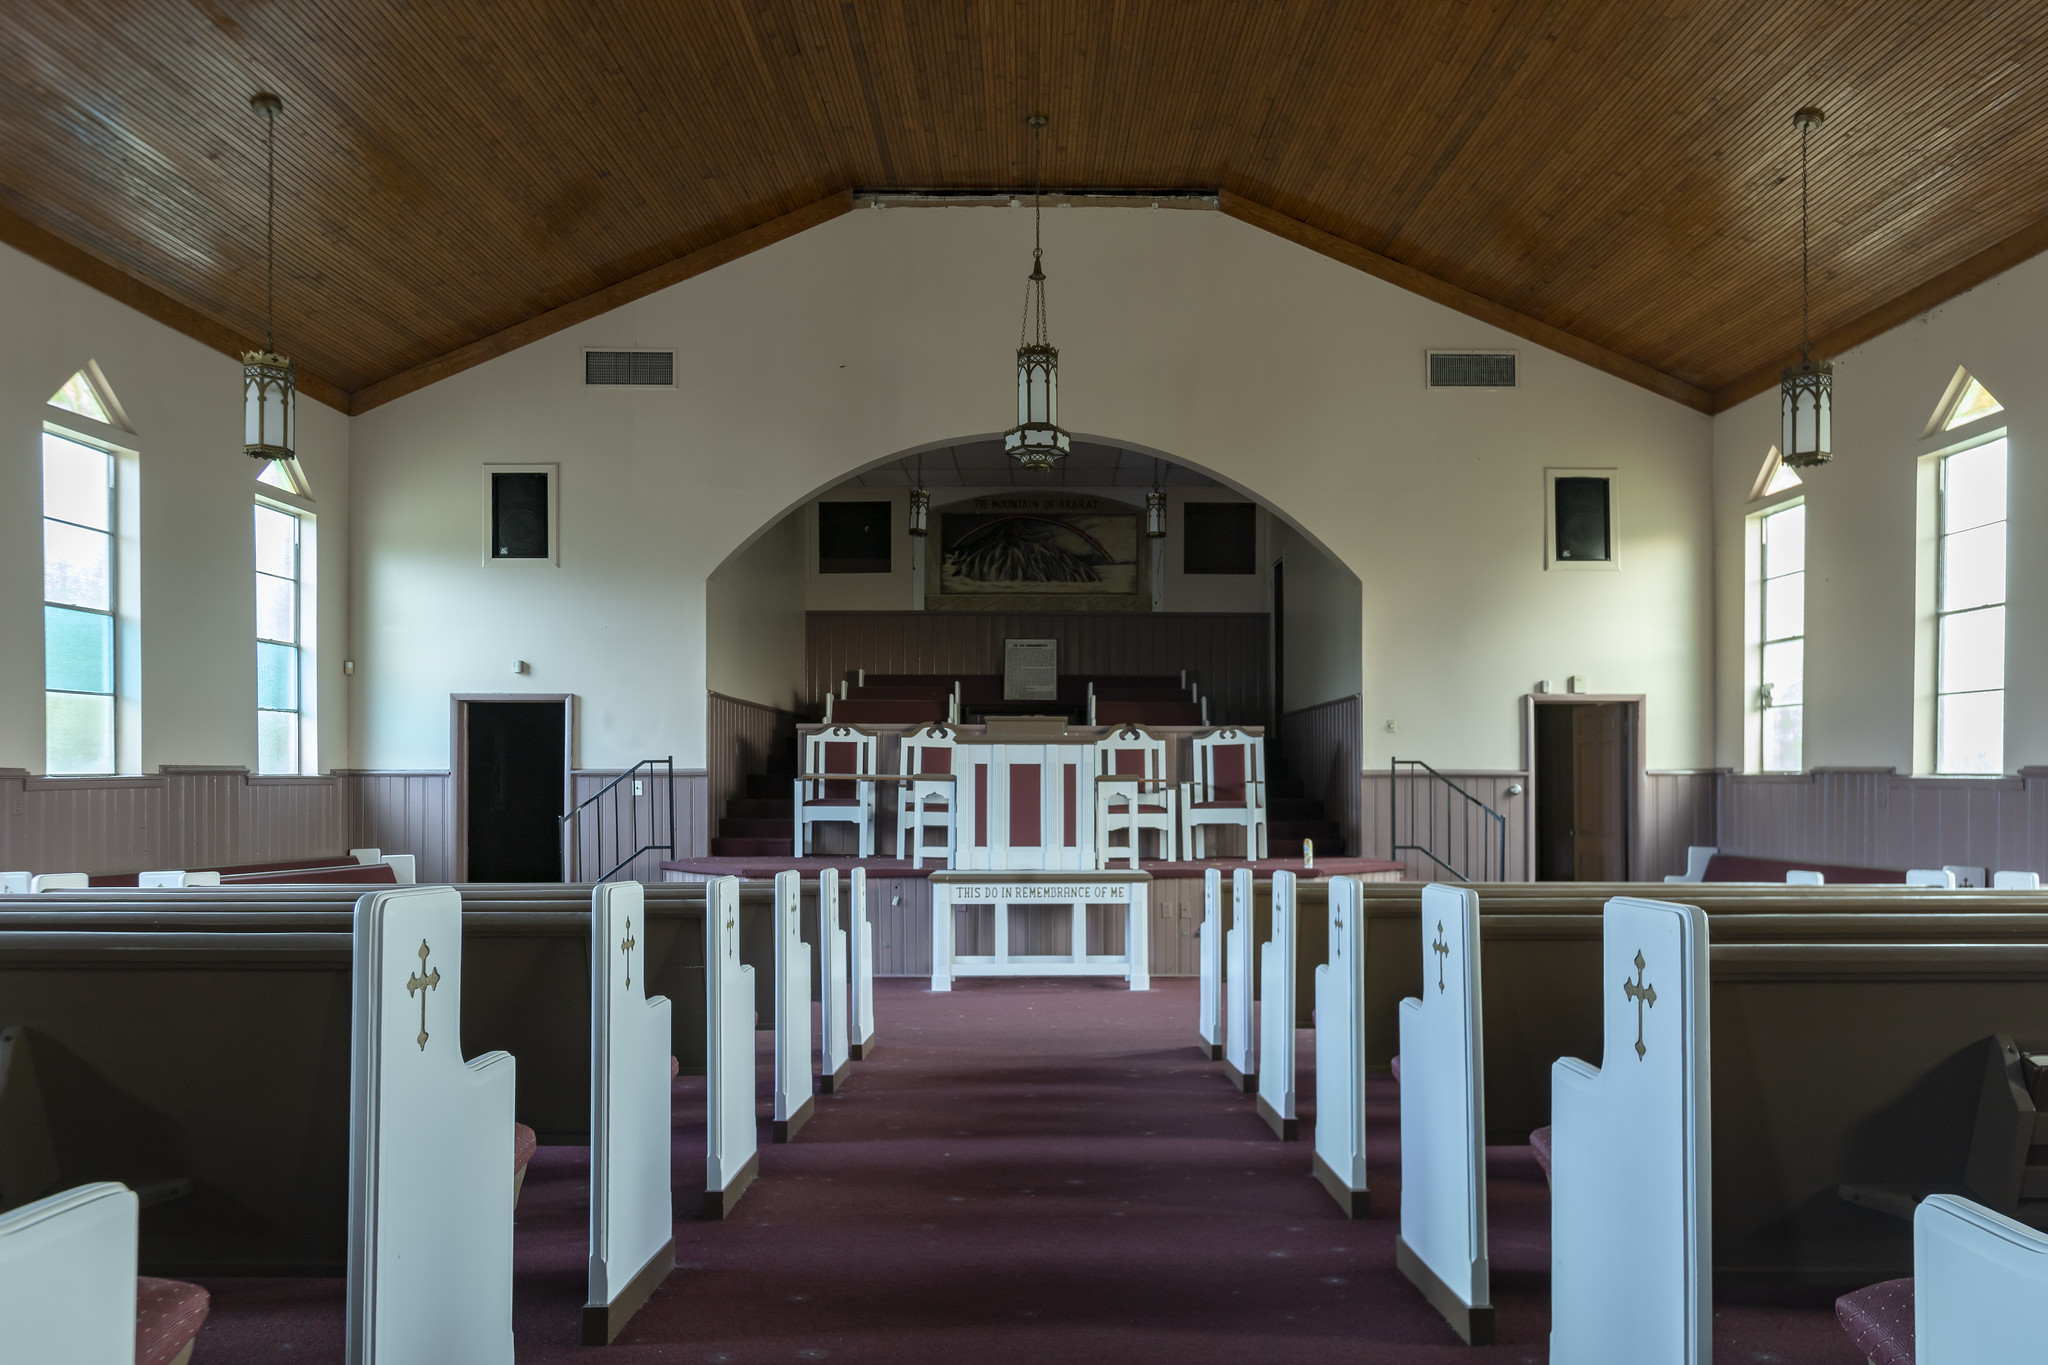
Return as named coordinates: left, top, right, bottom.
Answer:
left=929, top=870, right=1151, bottom=991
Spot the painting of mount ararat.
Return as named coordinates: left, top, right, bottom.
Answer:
left=938, top=500, right=1140, bottom=597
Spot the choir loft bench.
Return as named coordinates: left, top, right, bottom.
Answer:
left=929, top=869, right=1150, bottom=991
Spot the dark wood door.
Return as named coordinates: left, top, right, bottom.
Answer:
left=1570, top=703, right=1629, bottom=881
left=465, top=701, right=565, bottom=881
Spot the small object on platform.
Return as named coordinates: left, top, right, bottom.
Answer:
left=1303, top=839, right=1313, bottom=870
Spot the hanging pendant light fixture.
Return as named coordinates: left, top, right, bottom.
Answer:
left=1003, top=114, right=1071, bottom=471
left=1780, top=107, right=1831, bottom=469
left=244, top=92, right=296, bottom=465
left=908, top=452, right=930, bottom=537
left=1146, top=458, right=1167, bottom=538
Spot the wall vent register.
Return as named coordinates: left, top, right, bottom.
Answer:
left=584, top=350, right=675, bottom=386
left=1427, top=351, right=1517, bottom=388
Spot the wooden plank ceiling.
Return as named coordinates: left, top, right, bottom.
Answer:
left=4, top=1, right=2048, bottom=414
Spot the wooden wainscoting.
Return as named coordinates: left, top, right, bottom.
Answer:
left=1352, top=766, right=1720, bottom=883
left=1642, top=770, right=1724, bottom=880
left=1718, top=767, right=2048, bottom=876
left=341, top=771, right=455, bottom=883
left=343, top=768, right=710, bottom=885
left=1280, top=695, right=1361, bottom=856
left=0, top=766, right=347, bottom=879
left=1360, top=767, right=1531, bottom=882
left=804, top=610, right=1271, bottom=727
left=568, top=768, right=711, bottom=882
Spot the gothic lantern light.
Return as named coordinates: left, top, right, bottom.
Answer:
left=1780, top=107, right=1831, bottom=469
left=1146, top=459, right=1167, bottom=538
left=244, top=92, right=296, bottom=464
left=1003, top=115, right=1071, bottom=471
left=908, top=454, right=930, bottom=537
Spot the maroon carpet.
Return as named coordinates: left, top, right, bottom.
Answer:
left=188, top=979, right=1863, bottom=1362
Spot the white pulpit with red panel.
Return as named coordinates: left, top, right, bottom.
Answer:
left=949, top=722, right=1104, bottom=871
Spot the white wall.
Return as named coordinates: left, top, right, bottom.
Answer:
left=1271, top=517, right=1363, bottom=711
left=1711, top=250, right=2048, bottom=774
left=348, top=204, right=1714, bottom=771
left=707, top=506, right=806, bottom=710
left=0, top=243, right=350, bottom=775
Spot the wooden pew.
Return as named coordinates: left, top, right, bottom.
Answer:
left=0, top=897, right=711, bottom=1276
left=1236, top=877, right=2048, bottom=1067
left=1287, top=882, right=2048, bottom=1283
left=0, top=874, right=873, bottom=1275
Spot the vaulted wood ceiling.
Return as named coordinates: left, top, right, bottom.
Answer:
left=5, top=1, right=2048, bottom=415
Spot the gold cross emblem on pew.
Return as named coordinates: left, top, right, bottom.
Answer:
left=1431, top=922, right=1450, bottom=993
left=406, top=939, right=441, bottom=1051
left=1622, top=950, right=1656, bottom=1060
left=621, top=916, right=636, bottom=989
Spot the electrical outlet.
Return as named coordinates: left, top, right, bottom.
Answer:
left=633, top=779, right=643, bottom=797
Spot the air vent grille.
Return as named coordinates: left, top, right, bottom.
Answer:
left=1428, top=351, right=1517, bottom=388
left=584, top=350, right=675, bottom=386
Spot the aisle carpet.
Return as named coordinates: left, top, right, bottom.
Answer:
left=190, top=978, right=1863, bottom=1362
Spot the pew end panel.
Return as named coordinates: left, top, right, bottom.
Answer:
left=0, top=1180, right=139, bottom=1365
left=704, top=878, right=760, bottom=1218
left=585, top=882, right=676, bottom=1346
left=1395, top=883, right=1492, bottom=1344
left=1915, top=1193, right=2048, bottom=1364
left=1548, top=897, right=1710, bottom=1365
left=347, top=885, right=517, bottom=1365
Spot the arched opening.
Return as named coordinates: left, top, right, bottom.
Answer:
left=703, top=433, right=1363, bottom=873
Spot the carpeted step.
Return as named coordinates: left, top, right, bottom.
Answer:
left=718, top=816, right=793, bottom=839
left=1267, top=796, right=1324, bottom=820
left=710, top=836, right=796, bottom=857
left=745, top=772, right=795, bottom=799
left=726, top=797, right=793, bottom=819
left=1269, top=819, right=1341, bottom=842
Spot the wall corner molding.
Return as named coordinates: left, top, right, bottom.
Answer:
left=348, top=190, right=856, bottom=415
left=0, top=201, right=350, bottom=411
left=1217, top=191, right=1713, bottom=413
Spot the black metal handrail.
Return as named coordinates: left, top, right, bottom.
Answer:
left=1389, top=757, right=1508, bottom=883
left=562, top=756, right=675, bottom=883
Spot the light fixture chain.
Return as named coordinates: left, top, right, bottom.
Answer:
left=265, top=102, right=277, bottom=354
left=1800, top=117, right=1811, bottom=361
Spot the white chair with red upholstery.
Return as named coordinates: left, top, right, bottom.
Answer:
left=795, top=724, right=879, bottom=858
left=1180, top=728, right=1268, bottom=861
left=895, top=723, right=957, bottom=869
left=1095, top=724, right=1177, bottom=868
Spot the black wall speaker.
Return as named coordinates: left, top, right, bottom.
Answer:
left=1553, top=477, right=1611, bottom=563
left=491, top=472, right=550, bottom=559
left=1183, top=502, right=1258, bottom=575
left=818, top=501, right=893, bottom=574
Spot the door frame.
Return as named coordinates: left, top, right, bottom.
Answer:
left=1519, top=693, right=1646, bottom=882
left=449, top=693, right=575, bottom=883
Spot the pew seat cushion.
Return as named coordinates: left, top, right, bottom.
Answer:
left=513, top=1122, right=537, bottom=1176
left=1835, top=1277, right=1915, bottom=1365
left=1389, top=1054, right=1401, bottom=1084
left=1529, top=1126, right=1553, bottom=1177
left=135, top=1276, right=210, bottom=1365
